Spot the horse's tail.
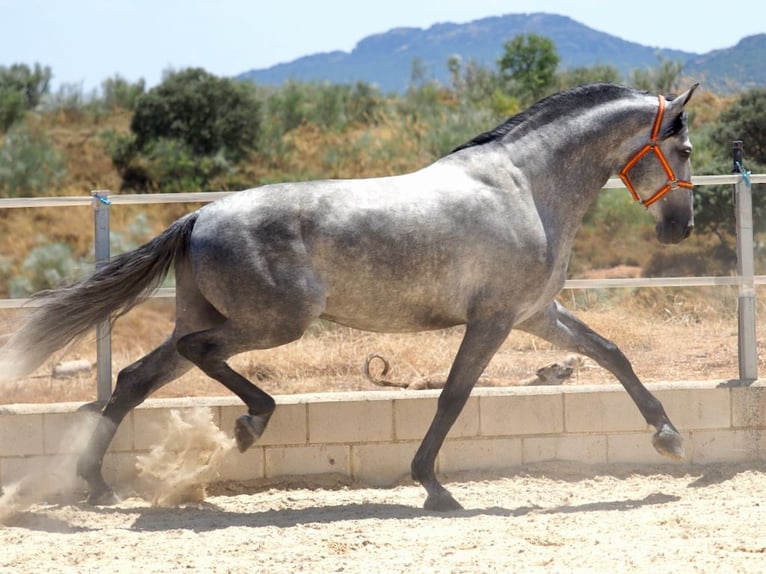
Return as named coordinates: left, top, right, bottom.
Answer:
left=0, top=211, right=200, bottom=382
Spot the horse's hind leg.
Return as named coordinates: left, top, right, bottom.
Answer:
left=175, top=323, right=296, bottom=453
left=519, top=301, right=684, bottom=459
left=77, top=338, right=193, bottom=504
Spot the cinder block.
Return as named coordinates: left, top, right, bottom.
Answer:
left=133, top=406, right=220, bottom=451
left=565, top=390, right=646, bottom=433
left=0, top=455, right=51, bottom=485
left=732, top=386, right=766, bottom=428
left=219, top=447, right=265, bottom=482
left=523, top=434, right=607, bottom=465
left=219, top=405, right=242, bottom=437
left=0, top=413, right=43, bottom=456
left=654, top=387, right=731, bottom=430
left=42, top=411, right=82, bottom=454
left=0, top=449, right=89, bottom=496
left=265, top=444, right=350, bottom=478
left=438, top=438, right=522, bottom=474
left=690, top=429, right=763, bottom=464
left=133, top=407, right=177, bottom=451
left=4, top=385, right=766, bottom=485
left=42, top=410, right=133, bottom=455
left=109, top=412, right=135, bottom=453
left=352, top=442, right=419, bottom=486
left=393, top=396, right=479, bottom=440
left=606, top=431, right=687, bottom=465
left=101, top=451, right=140, bottom=486
left=220, top=402, right=307, bottom=446
left=480, top=393, right=563, bottom=436
left=308, top=400, right=393, bottom=443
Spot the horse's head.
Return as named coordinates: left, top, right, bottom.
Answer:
left=619, top=84, right=698, bottom=244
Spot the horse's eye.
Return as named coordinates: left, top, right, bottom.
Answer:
left=680, top=147, right=692, bottom=159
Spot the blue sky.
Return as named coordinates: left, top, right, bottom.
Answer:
left=1, top=0, right=763, bottom=91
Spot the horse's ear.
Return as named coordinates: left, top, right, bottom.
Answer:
left=667, top=83, right=699, bottom=115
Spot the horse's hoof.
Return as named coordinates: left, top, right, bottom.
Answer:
left=86, top=487, right=121, bottom=506
left=652, top=425, right=685, bottom=460
left=234, top=414, right=270, bottom=453
left=424, top=491, right=464, bottom=512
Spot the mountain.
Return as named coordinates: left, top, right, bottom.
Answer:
left=685, top=34, right=766, bottom=91
left=237, top=13, right=765, bottom=93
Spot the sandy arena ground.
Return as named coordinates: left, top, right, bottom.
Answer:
left=2, top=461, right=766, bottom=573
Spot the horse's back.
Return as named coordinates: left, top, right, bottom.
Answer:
left=185, top=165, right=552, bottom=331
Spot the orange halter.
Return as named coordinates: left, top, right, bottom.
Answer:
left=618, top=95, right=693, bottom=208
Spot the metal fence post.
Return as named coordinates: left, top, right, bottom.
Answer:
left=732, top=142, right=758, bottom=381
left=91, top=190, right=113, bottom=401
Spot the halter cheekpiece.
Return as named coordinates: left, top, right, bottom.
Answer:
left=618, top=95, right=693, bottom=208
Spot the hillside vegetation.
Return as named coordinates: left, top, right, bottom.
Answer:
left=1, top=38, right=765, bottom=302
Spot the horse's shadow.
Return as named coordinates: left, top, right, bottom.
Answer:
left=77, top=491, right=680, bottom=533
left=5, top=482, right=681, bottom=533
left=3, top=510, right=98, bottom=533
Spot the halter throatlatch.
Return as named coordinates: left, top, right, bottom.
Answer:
left=619, top=95, right=693, bottom=208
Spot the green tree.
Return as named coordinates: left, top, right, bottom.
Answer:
left=102, top=75, right=146, bottom=111
left=111, top=68, right=261, bottom=191
left=0, top=63, right=52, bottom=131
left=556, top=64, right=622, bottom=90
left=447, top=55, right=463, bottom=93
left=497, top=34, right=560, bottom=105
left=693, top=89, right=766, bottom=245
left=711, top=89, right=766, bottom=162
left=132, top=68, right=260, bottom=162
left=630, top=57, right=684, bottom=94
left=0, top=90, right=26, bottom=132
left=0, top=63, right=51, bottom=108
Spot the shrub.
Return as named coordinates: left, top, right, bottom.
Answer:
left=0, top=123, right=66, bottom=197
left=111, top=68, right=259, bottom=191
left=132, top=68, right=260, bottom=162
left=0, top=89, right=26, bottom=132
left=7, top=240, right=81, bottom=297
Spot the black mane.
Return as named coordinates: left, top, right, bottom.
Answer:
left=450, top=83, right=642, bottom=154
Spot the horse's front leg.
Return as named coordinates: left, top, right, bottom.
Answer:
left=411, top=315, right=513, bottom=511
left=519, top=301, right=684, bottom=459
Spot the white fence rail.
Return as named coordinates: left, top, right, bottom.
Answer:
left=0, top=173, right=762, bottom=399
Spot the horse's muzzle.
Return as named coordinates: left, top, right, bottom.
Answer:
left=656, top=220, right=693, bottom=244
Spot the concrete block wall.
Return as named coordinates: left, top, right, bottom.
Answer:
left=1, top=381, right=765, bottom=491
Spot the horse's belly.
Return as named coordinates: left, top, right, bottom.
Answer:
left=319, top=282, right=468, bottom=333
left=319, top=309, right=464, bottom=333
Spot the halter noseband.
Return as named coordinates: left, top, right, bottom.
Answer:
left=618, top=95, right=693, bottom=208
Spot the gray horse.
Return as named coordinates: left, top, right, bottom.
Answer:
left=0, top=83, right=698, bottom=511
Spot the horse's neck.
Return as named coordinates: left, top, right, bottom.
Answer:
left=508, top=101, right=650, bottom=217
left=445, top=100, right=653, bottom=249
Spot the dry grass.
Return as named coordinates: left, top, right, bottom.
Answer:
left=1, top=287, right=761, bottom=406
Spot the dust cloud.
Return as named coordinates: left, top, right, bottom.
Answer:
left=1, top=406, right=235, bottom=524
left=0, top=410, right=100, bottom=525
left=136, top=407, right=235, bottom=507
